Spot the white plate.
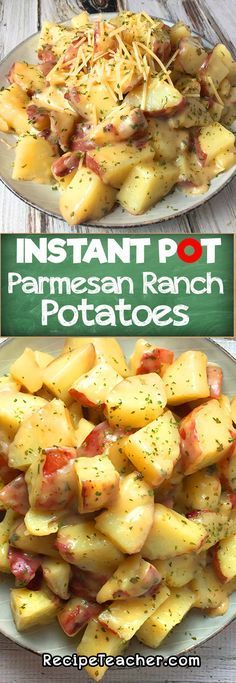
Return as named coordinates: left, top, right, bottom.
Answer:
left=0, top=336, right=235, bottom=679
left=0, top=15, right=235, bottom=228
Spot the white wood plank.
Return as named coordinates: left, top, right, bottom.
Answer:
left=0, top=0, right=41, bottom=233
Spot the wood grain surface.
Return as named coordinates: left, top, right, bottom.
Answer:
left=0, top=0, right=235, bottom=233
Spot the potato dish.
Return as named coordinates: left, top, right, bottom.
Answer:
left=0, top=338, right=236, bottom=679
left=0, top=11, right=236, bottom=224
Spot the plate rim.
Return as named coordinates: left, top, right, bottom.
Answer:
left=0, top=14, right=235, bottom=228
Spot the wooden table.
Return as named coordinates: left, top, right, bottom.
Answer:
left=0, top=336, right=236, bottom=682
left=0, top=0, right=235, bottom=233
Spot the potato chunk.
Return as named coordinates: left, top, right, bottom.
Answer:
left=142, top=504, right=207, bottom=560
left=10, top=347, right=43, bottom=393
left=8, top=398, right=76, bottom=470
left=9, top=62, right=46, bottom=94
left=70, top=362, right=122, bottom=407
left=0, top=83, right=29, bottom=134
left=153, top=554, right=198, bottom=588
left=77, top=619, right=125, bottom=682
left=96, top=554, right=161, bottom=603
left=95, top=472, right=154, bottom=554
left=10, top=587, right=60, bottom=631
left=57, top=519, right=123, bottom=574
left=0, top=392, right=46, bottom=439
left=12, top=135, right=57, bottom=183
left=98, top=588, right=168, bottom=641
left=43, top=344, right=95, bottom=405
left=190, top=566, right=227, bottom=608
left=137, top=587, right=195, bottom=647
left=42, top=558, right=71, bottom=599
left=60, top=166, right=117, bottom=225
left=86, top=141, right=155, bottom=188
left=162, top=350, right=209, bottom=405
left=64, top=337, right=129, bottom=377
left=195, top=122, right=235, bottom=165
left=118, top=161, right=179, bottom=214
left=180, top=399, right=233, bottom=475
left=124, top=410, right=180, bottom=487
left=75, top=455, right=120, bottom=513
left=104, top=373, right=166, bottom=429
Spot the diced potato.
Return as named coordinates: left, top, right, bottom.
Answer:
left=153, top=554, right=198, bottom=588
left=106, top=436, right=134, bottom=476
left=129, top=339, right=174, bottom=376
left=42, top=558, right=71, bottom=599
left=0, top=83, right=29, bottom=134
left=0, top=392, right=46, bottom=439
left=58, top=596, right=100, bottom=637
left=12, top=135, right=57, bottom=184
left=142, top=504, right=207, bottom=560
left=34, top=350, right=54, bottom=369
left=24, top=509, right=65, bottom=537
left=8, top=398, right=76, bottom=470
left=96, top=554, right=161, bottom=603
left=118, top=161, right=179, bottom=214
left=71, top=11, right=90, bottom=28
left=86, top=141, right=155, bottom=189
left=181, top=470, right=222, bottom=511
left=9, top=62, right=46, bottom=94
left=77, top=618, right=125, bottom=682
left=200, top=46, right=229, bottom=88
left=214, top=532, right=236, bottom=583
left=10, top=347, right=43, bottom=393
left=196, top=122, right=235, bottom=165
left=180, top=399, right=233, bottom=475
left=32, top=85, right=76, bottom=114
left=43, top=344, right=95, bottom=404
left=124, top=411, right=180, bottom=487
left=175, top=37, right=207, bottom=75
left=63, top=337, right=129, bottom=377
left=75, top=417, right=94, bottom=448
left=95, top=472, right=154, bottom=554
left=137, top=586, right=195, bottom=647
left=59, top=166, right=117, bottom=225
left=68, top=401, right=83, bottom=429
left=105, top=373, right=167, bottom=429
left=10, top=521, right=59, bottom=558
left=98, top=589, right=167, bottom=640
left=148, top=119, right=189, bottom=160
left=162, top=350, right=209, bottom=405
left=0, top=509, right=17, bottom=544
left=25, top=445, right=77, bottom=511
left=218, top=442, right=236, bottom=492
left=125, top=77, right=184, bottom=115
left=10, top=586, right=60, bottom=631
left=57, top=519, right=123, bottom=574
left=0, top=374, right=21, bottom=392
left=70, top=362, right=122, bottom=407
left=188, top=509, right=230, bottom=551
left=75, top=454, right=120, bottom=513
left=190, top=566, right=227, bottom=608
left=170, top=22, right=191, bottom=47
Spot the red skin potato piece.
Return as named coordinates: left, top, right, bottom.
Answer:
left=86, top=153, right=103, bottom=178
left=71, top=123, right=96, bottom=153
left=38, top=44, right=56, bottom=64
left=180, top=413, right=202, bottom=472
left=8, top=546, right=41, bottom=586
left=0, top=475, right=29, bottom=515
left=207, top=365, right=223, bottom=399
left=58, top=598, right=101, bottom=636
left=0, top=453, right=19, bottom=485
left=69, top=389, right=97, bottom=408
left=70, top=567, right=109, bottom=600
left=136, top=348, right=174, bottom=375
left=31, top=447, right=77, bottom=512
left=213, top=543, right=229, bottom=583
left=52, top=152, right=81, bottom=178
left=76, top=421, right=129, bottom=458
left=145, top=97, right=186, bottom=119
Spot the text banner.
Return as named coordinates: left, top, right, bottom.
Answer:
left=1, top=234, right=234, bottom=337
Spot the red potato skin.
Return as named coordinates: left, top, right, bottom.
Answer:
left=0, top=475, right=29, bottom=515
left=70, top=567, right=109, bottom=600
left=112, top=564, right=161, bottom=600
left=52, top=151, right=81, bottom=178
left=0, top=453, right=19, bottom=485
left=86, top=153, right=103, bottom=178
left=69, top=388, right=97, bottom=408
left=80, top=475, right=120, bottom=513
left=218, top=443, right=236, bottom=493
left=8, top=546, right=41, bottom=585
left=207, top=365, right=223, bottom=399
left=152, top=38, right=171, bottom=63
left=136, top=348, right=174, bottom=376
left=192, top=130, right=207, bottom=164
left=58, top=598, right=101, bottom=636
left=32, top=447, right=77, bottom=511
left=26, top=105, right=50, bottom=131
left=213, top=543, right=228, bottom=583
left=76, top=421, right=129, bottom=458
left=38, top=44, right=56, bottom=64
left=145, top=96, right=186, bottom=118
left=180, top=411, right=202, bottom=472
left=71, top=123, right=96, bottom=153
